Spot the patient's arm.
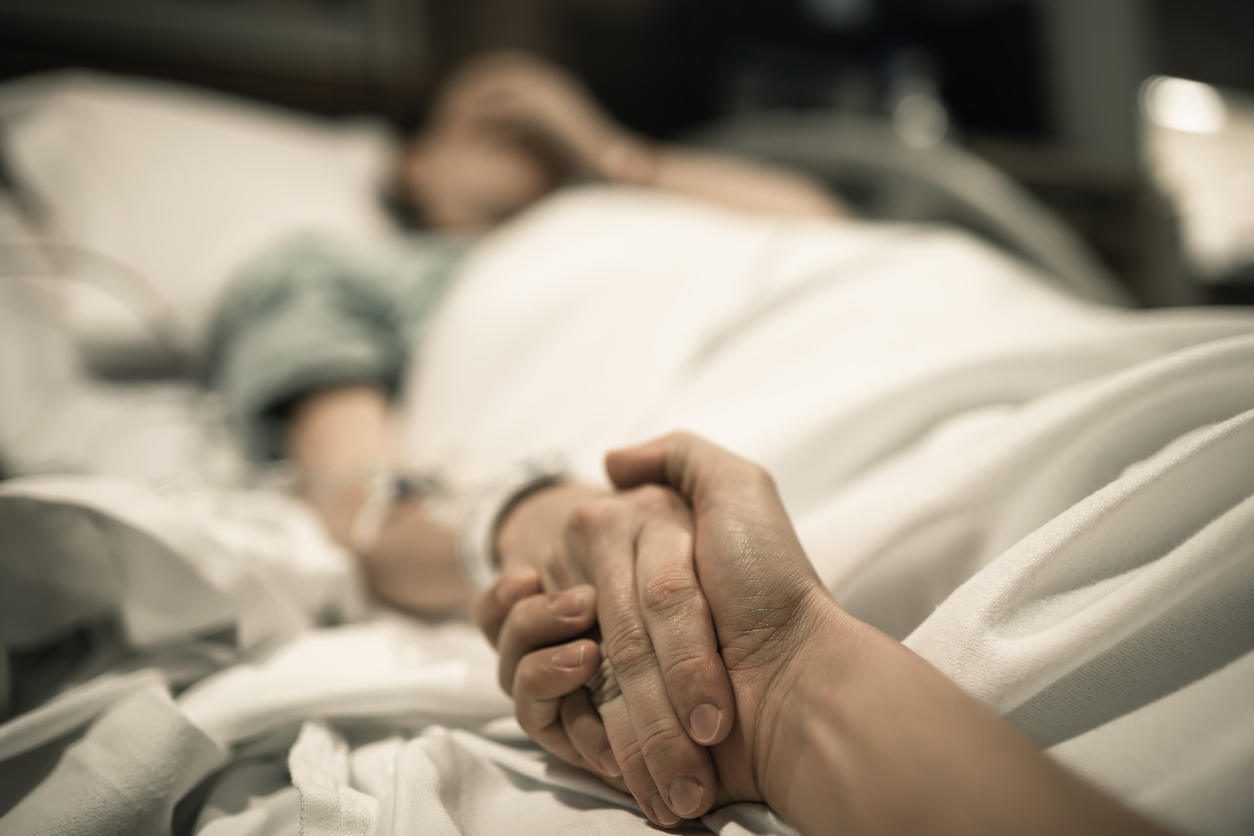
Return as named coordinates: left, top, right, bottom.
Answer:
left=288, top=384, right=470, bottom=617
left=513, top=433, right=1172, bottom=835
left=630, top=146, right=845, bottom=218
left=439, top=52, right=844, bottom=219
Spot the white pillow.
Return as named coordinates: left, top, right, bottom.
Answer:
left=0, top=70, right=402, bottom=366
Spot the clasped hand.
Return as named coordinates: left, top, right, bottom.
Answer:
left=471, top=433, right=837, bottom=827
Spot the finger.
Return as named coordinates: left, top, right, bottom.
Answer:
left=607, top=434, right=818, bottom=597
left=470, top=568, right=542, bottom=647
left=497, top=585, right=597, bottom=694
left=599, top=686, right=697, bottom=832
left=572, top=501, right=717, bottom=823
left=635, top=504, right=734, bottom=747
left=558, top=686, right=622, bottom=782
left=565, top=507, right=671, bottom=822
left=606, top=432, right=780, bottom=520
left=513, top=638, right=602, bottom=771
left=606, top=431, right=717, bottom=502
left=597, top=690, right=682, bottom=828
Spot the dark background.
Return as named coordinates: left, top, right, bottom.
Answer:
left=2, top=0, right=1252, bottom=303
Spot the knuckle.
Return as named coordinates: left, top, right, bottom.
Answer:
left=511, top=657, right=540, bottom=698
left=640, top=569, right=702, bottom=617
left=498, top=597, right=535, bottom=646
left=567, top=498, right=616, bottom=539
left=615, top=738, right=649, bottom=779
left=667, top=430, right=696, bottom=447
left=630, top=483, right=673, bottom=511
left=747, top=463, right=777, bottom=495
left=638, top=719, right=693, bottom=766
left=660, top=651, right=718, bottom=692
left=601, top=620, right=655, bottom=679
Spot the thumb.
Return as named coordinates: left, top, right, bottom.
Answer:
left=606, top=432, right=723, bottom=504
left=607, top=432, right=819, bottom=589
left=604, top=435, right=675, bottom=490
left=606, top=432, right=775, bottom=518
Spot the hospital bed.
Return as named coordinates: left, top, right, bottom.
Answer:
left=1, top=71, right=1252, bottom=836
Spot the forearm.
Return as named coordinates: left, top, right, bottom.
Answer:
left=289, top=384, right=391, bottom=474
left=288, top=384, right=395, bottom=542
left=632, top=144, right=845, bottom=219
left=288, top=384, right=470, bottom=617
left=438, top=52, right=844, bottom=220
left=360, top=500, right=469, bottom=617
left=764, top=599, right=1169, bottom=836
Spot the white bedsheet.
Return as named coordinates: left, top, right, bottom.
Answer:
left=2, top=188, right=1253, bottom=835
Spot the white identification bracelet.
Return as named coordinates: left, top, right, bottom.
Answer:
left=459, top=453, right=569, bottom=592
left=346, top=467, right=441, bottom=554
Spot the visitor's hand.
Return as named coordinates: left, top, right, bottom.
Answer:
left=437, top=52, right=651, bottom=183
left=604, top=432, right=844, bottom=804
left=472, top=482, right=735, bottom=826
left=494, top=432, right=839, bottom=814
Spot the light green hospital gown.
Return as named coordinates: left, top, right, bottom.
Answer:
left=206, top=233, right=465, bottom=460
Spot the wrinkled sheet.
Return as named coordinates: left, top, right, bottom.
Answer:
left=2, top=188, right=1253, bottom=836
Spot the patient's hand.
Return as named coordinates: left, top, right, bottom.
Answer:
left=438, top=52, right=648, bottom=183
left=485, top=583, right=621, bottom=781
left=473, top=483, right=734, bottom=827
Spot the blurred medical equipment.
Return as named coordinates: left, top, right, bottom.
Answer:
left=0, top=183, right=246, bottom=486
left=1141, top=76, right=1254, bottom=290
left=692, top=110, right=1132, bottom=308
left=0, top=70, right=401, bottom=377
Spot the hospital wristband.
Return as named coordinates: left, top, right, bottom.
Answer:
left=349, top=467, right=401, bottom=554
left=300, top=465, right=438, bottom=554
left=459, top=453, right=570, bottom=592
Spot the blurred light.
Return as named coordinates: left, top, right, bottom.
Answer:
left=1141, top=76, right=1228, bottom=134
left=893, top=92, right=948, bottom=149
left=804, top=0, right=874, bottom=29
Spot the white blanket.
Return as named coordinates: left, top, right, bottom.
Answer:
left=2, top=188, right=1253, bottom=836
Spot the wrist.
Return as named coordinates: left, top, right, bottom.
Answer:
left=494, top=481, right=604, bottom=583
left=460, top=454, right=570, bottom=591
left=298, top=464, right=440, bottom=554
left=755, top=589, right=864, bottom=821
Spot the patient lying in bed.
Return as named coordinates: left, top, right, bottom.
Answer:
left=208, top=52, right=845, bottom=616
left=3, top=54, right=1252, bottom=836
left=195, top=168, right=1254, bottom=832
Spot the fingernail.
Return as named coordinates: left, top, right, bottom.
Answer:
left=597, top=748, right=621, bottom=777
left=689, top=703, right=722, bottom=744
left=650, top=792, right=682, bottom=827
left=668, top=776, right=704, bottom=818
left=554, top=643, right=585, bottom=670
left=551, top=588, right=585, bottom=617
